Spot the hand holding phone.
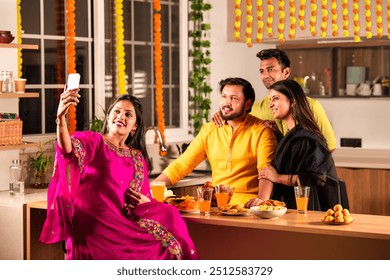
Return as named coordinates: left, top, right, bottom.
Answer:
left=67, top=73, right=80, bottom=90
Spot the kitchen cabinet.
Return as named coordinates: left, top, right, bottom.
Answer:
left=336, top=167, right=390, bottom=216
left=0, top=189, right=49, bottom=259
left=278, top=41, right=390, bottom=98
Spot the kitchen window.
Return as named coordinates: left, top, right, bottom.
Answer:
left=19, top=0, right=190, bottom=142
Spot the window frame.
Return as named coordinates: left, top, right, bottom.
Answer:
left=24, top=0, right=192, bottom=145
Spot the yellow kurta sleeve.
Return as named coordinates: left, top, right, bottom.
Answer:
left=163, top=115, right=277, bottom=201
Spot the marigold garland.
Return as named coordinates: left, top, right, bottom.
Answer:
left=388, top=0, right=390, bottom=39
left=309, top=0, right=317, bottom=36
left=245, top=0, right=253, bottom=47
left=289, top=0, right=296, bottom=40
left=376, top=0, right=383, bottom=38
left=233, top=0, right=390, bottom=45
left=66, top=0, right=77, bottom=135
left=266, top=0, right=274, bottom=37
left=16, top=0, right=23, bottom=78
left=298, top=0, right=306, bottom=30
left=115, top=0, right=127, bottom=95
left=153, top=0, right=166, bottom=156
left=353, top=0, right=361, bottom=42
left=234, top=0, right=242, bottom=41
left=331, top=0, right=338, bottom=36
left=365, top=0, right=372, bottom=38
left=342, top=0, right=350, bottom=37
left=320, top=0, right=328, bottom=38
left=278, top=1, right=285, bottom=43
left=256, top=0, right=264, bottom=43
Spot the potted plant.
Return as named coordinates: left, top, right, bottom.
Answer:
left=189, top=0, right=212, bottom=135
left=30, top=140, right=53, bottom=188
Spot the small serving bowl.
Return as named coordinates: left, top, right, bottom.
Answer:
left=250, top=206, right=287, bottom=219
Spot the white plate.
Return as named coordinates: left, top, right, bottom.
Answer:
left=179, top=209, right=200, bottom=214
left=221, top=211, right=251, bottom=216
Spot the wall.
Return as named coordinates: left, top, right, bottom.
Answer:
left=208, top=0, right=390, bottom=149
left=0, top=0, right=24, bottom=191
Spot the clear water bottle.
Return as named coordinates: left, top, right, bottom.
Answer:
left=9, top=159, right=24, bottom=195
left=1, top=71, right=14, bottom=93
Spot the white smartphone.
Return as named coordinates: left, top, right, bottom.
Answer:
left=67, top=73, right=80, bottom=90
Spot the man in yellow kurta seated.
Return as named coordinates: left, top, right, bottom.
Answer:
left=152, top=77, right=277, bottom=208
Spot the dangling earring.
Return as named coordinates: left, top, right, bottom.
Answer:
left=130, top=129, right=136, bottom=137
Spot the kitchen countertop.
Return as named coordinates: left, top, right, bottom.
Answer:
left=0, top=188, right=48, bottom=207
left=182, top=209, right=390, bottom=259
left=333, top=147, right=390, bottom=169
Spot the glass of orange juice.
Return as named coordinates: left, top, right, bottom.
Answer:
left=294, top=186, right=310, bottom=214
left=150, top=181, right=166, bottom=202
left=214, top=184, right=235, bottom=211
left=197, top=187, right=214, bottom=216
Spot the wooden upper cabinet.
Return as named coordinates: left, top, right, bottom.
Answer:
left=278, top=44, right=390, bottom=98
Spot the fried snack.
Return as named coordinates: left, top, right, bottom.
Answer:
left=173, top=195, right=199, bottom=211
left=321, top=204, right=353, bottom=225
left=342, top=209, right=350, bottom=216
left=260, top=199, right=286, bottom=208
left=258, top=205, right=284, bottom=211
left=333, top=204, right=343, bottom=212
left=324, top=209, right=334, bottom=217
left=344, top=216, right=354, bottom=224
left=324, top=215, right=334, bottom=222
left=220, top=203, right=250, bottom=213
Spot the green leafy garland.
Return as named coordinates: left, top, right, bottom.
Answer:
left=189, top=0, right=212, bottom=136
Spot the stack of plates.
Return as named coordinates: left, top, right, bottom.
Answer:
left=0, top=30, right=15, bottom=44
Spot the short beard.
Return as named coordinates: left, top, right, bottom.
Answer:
left=220, top=106, right=246, bottom=121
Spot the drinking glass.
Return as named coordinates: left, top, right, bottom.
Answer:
left=150, top=181, right=166, bottom=202
left=294, top=186, right=310, bottom=214
left=214, top=184, right=234, bottom=211
left=197, top=187, right=214, bottom=216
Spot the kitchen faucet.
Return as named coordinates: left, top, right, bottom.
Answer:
left=145, top=126, right=167, bottom=156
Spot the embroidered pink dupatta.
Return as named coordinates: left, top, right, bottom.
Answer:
left=39, top=131, right=199, bottom=260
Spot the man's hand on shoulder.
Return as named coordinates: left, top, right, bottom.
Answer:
left=211, top=111, right=226, bottom=127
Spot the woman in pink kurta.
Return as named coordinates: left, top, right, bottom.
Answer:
left=39, top=93, right=199, bottom=260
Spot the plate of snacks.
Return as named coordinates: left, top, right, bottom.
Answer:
left=250, top=199, right=287, bottom=219
left=321, top=204, right=354, bottom=225
left=167, top=195, right=199, bottom=213
left=220, top=204, right=251, bottom=216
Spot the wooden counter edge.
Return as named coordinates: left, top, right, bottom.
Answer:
left=181, top=210, right=390, bottom=241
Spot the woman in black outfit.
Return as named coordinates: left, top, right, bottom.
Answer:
left=258, top=79, right=340, bottom=211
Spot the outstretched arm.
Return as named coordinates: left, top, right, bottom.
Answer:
left=56, top=88, right=80, bottom=153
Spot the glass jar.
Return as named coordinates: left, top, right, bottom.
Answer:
left=0, top=70, right=14, bottom=93
left=9, top=159, right=24, bottom=195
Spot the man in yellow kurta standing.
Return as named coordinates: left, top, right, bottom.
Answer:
left=213, top=49, right=336, bottom=151
left=153, top=77, right=277, bottom=208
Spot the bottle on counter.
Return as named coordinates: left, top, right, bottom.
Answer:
left=9, top=159, right=24, bottom=195
left=0, top=70, right=14, bottom=93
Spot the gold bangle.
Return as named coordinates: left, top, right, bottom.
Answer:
left=56, top=117, right=66, bottom=127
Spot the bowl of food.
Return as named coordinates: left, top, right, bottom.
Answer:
left=321, top=204, right=354, bottom=225
left=250, top=200, right=287, bottom=219
left=250, top=205, right=287, bottom=219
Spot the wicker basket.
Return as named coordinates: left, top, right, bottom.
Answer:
left=0, top=119, right=23, bottom=145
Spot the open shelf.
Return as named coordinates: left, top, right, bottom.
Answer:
left=0, top=92, right=39, bottom=98
left=0, top=142, right=39, bottom=151
left=0, top=43, right=39, bottom=50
